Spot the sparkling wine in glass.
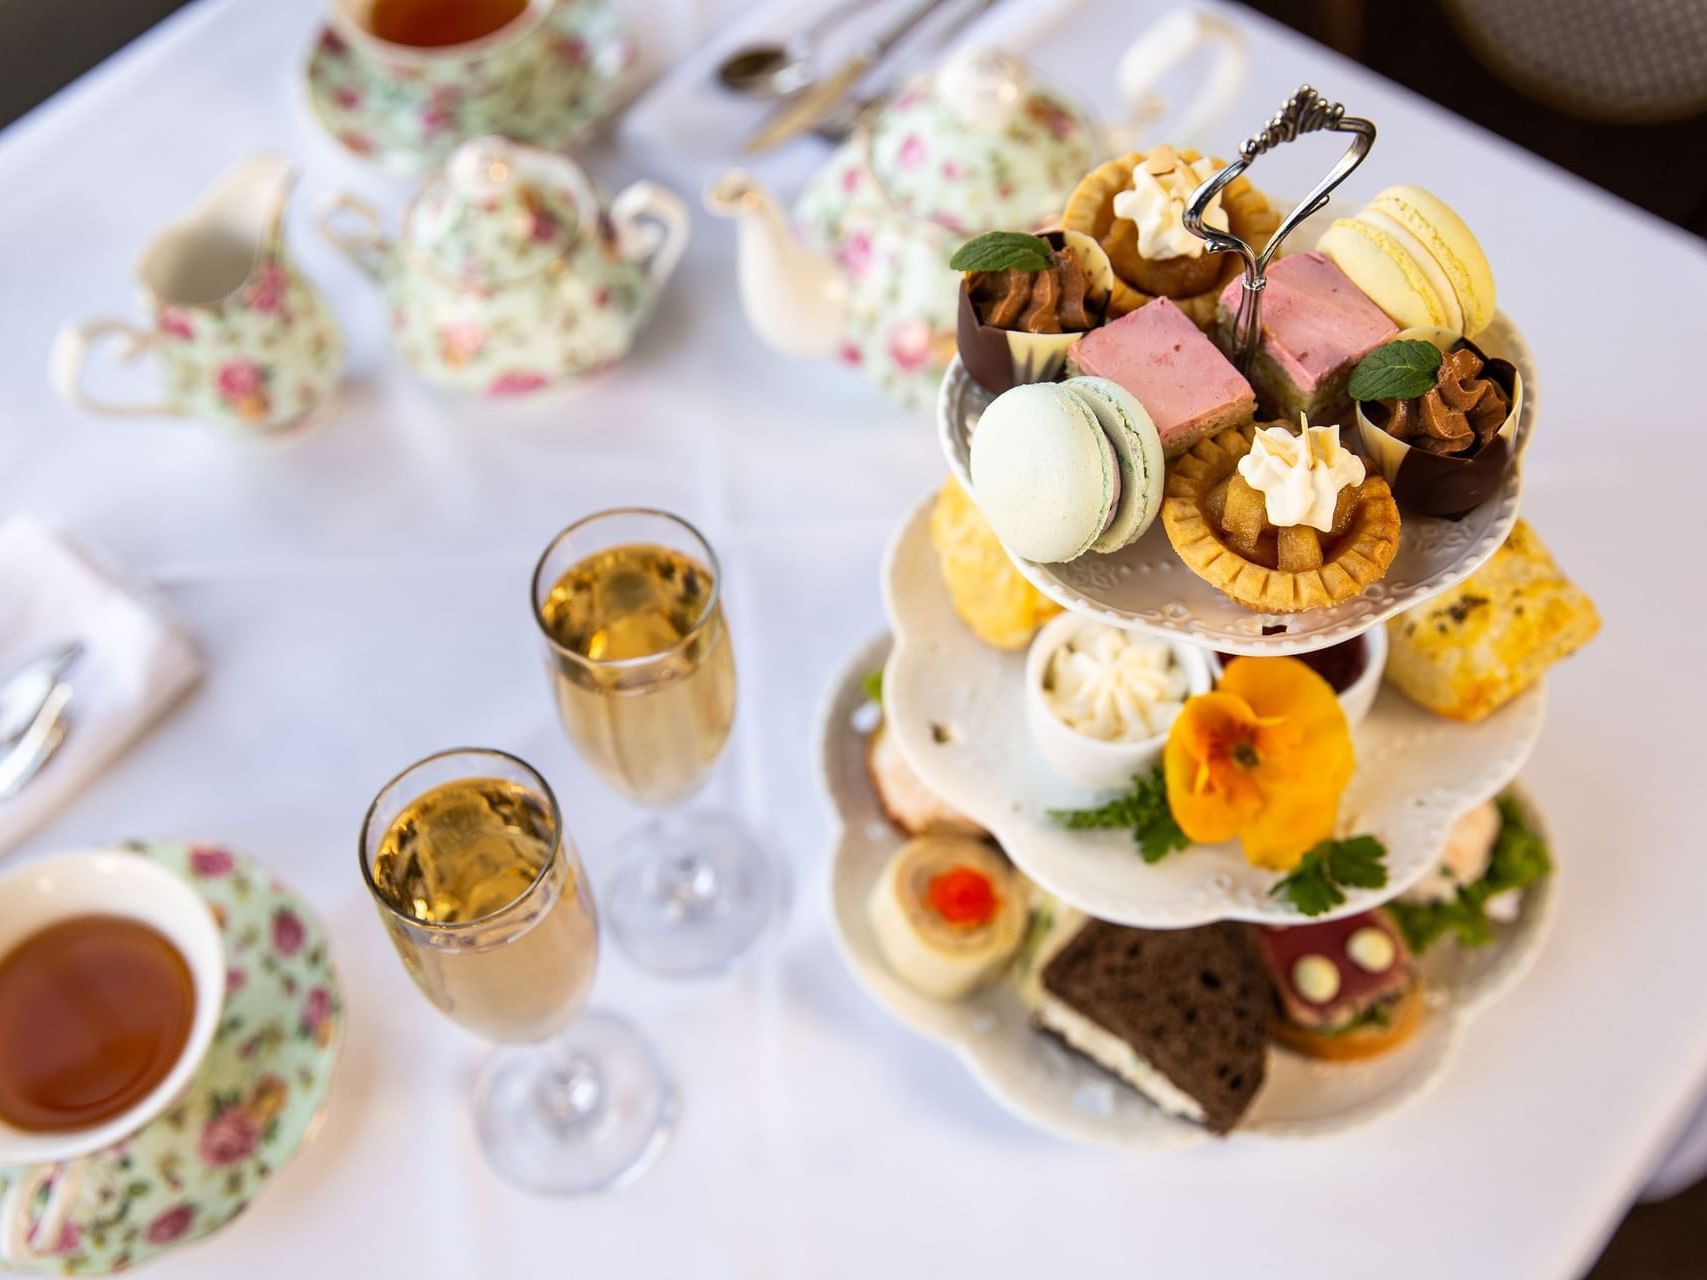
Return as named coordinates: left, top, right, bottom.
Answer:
left=532, top=509, right=779, bottom=976
left=360, top=748, right=674, bottom=1193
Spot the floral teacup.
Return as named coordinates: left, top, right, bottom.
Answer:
left=0, top=851, right=225, bottom=1268
left=310, top=0, right=634, bottom=171
left=0, top=841, right=342, bottom=1276
left=51, top=155, right=342, bottom=434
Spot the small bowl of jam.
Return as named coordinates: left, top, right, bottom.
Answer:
left=1210, top=628, right=1387, bottom=729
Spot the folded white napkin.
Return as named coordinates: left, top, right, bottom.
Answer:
left=0, top=517, right=200, bottom=857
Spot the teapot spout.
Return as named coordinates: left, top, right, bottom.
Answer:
left=705, top=170, right=845, bottom=360
left=141, top=153, right=295, bottom=307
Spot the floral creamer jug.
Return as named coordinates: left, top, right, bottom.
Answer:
left=706, top=12, right=1246, bottom=407
left=320, top=136, right=689, bottom=395
left=52, top=154, right=343, bottom=433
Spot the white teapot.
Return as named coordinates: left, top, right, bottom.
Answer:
left=706, top=14, right=1244, bottom=407
left=321, top=136, right=688, bottom=395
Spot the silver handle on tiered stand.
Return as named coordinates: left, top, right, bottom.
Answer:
left=1183, top=85, right=1376, bottom=376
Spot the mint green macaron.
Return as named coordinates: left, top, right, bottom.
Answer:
left=1066, top=376, right=1165, bottom=555
left=969, top=382, right=1116, bottom=563
left=969, top=378, right=1165, bottom=564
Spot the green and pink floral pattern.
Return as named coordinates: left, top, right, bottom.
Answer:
left=793, top=52, right=1098, bottom=407
left=151, top=251, right=342, bottom=432
left=0, top=842, right=342, bottom=1276
left=327, top=138, right=684, bottom=395
left=305, top=0, right=635, bottom=174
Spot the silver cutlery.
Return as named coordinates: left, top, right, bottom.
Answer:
left=0, top=641, right=82, bottom=749
left=716, top=0, right=886, bottom=99
left=809, top=0, right=1000, bottom=143
left=744, top=0, right=955, bottom=153
left=0, top=680, right=71, bottom=801
left=0, top=642, right=83, bottom=800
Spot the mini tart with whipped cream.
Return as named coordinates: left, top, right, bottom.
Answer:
left=1163, top=421, right=1401, bottom=613
left=867, top=836, right=1029, bottom=1000
left=1061, top=146, right=1279, bottom=324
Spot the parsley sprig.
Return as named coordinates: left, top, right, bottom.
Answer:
left=1049, top=767, right=1190, bottom=864
left=1387, top=796, right=1551, bottom=952
left=1270, top=835, right=1389, bottom=916
left=860, top=669, right=884, bottom=707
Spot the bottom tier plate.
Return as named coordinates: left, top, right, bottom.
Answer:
left=821, top=634, right=1554, bottom=1149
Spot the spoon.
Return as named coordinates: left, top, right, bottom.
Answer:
left=716, top=0, right=883, bottom=99
left=0, top=681, right=71, bottom=801
left=0, top=641, right=83, bottom=748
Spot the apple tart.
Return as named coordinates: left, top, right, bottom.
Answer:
left=1061, top=146, right=1279, bottom=324
left=1163, top=422, right=1401, bottom=613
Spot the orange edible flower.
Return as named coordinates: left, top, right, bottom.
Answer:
left=1163, top=657, right=1355, bottom=871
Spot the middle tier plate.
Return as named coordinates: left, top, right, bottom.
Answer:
left=937, top=312, right=1536, bottom=656
left=883, top=494, right=1545, bottom=927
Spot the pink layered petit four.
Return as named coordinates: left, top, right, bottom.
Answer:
left=1216, top=251, right=1397, bottom=421
left=1067, top=297, right=1256, bottom=457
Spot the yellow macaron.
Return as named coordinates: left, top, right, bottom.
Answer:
left=1316, top=185, right=1496, bottom=338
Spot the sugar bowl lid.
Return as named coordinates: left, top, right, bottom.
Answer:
left=403, top=136, right=595, bottom=286
left=863, top=48, right=1099, bottom=235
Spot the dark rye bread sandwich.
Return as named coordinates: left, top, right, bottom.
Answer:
left=1035, top=919, right=1273, bottom=1134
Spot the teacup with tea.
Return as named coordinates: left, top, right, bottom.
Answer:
left=0, top=852, right=224, bottom=1265
left=309, top=0, right=634, bottom=169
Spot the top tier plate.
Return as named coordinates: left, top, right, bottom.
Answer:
left=937, top=312, right=1536, bottom=656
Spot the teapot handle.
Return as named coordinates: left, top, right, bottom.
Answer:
left=610, top=181, right=690, bottom=293
left=1110, top=9, right=1246, bottom=153
left=316, top=193, right=390, bottom=281
left=49, top=318, right=172, bottom=418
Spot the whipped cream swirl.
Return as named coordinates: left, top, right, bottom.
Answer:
left=1110, top=147, right=1227, bottom=261
left=1045, top=625, right=1188, bottom=743
left=1237, top=421, right=1366, bottom=532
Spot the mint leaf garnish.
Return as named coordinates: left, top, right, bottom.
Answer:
left=1348, top=339, right=1443, bottom=403
left=948, top=231, right=1054, bottom=274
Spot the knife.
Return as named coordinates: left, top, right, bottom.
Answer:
left=744, top=0, right=954, bottom=154
left=811, top=0, right=1001, bottom=142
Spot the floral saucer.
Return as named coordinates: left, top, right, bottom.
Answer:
left=0, top=841, right=342, bottom=1276
left=302, top=2, right=635, bottom=175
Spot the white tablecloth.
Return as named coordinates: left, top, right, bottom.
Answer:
left=1, top=1, right=1704, bottom=1276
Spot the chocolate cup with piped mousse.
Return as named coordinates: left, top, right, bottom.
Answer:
left=1355, top=329, right=1522, bottom=519
left=957, top=230, right=1113, bottom=396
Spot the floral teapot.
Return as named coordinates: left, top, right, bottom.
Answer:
left=320, top=136, right=688, bottom=395
left=706, top=14, right=1246, bottom=407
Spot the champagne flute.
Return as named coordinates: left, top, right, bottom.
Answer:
left=530, top=508, right=779, bottom=976
left=359, top=747, right=674, bottom=1193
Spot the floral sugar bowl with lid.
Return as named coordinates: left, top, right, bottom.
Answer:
left=320, top=136, right=689, bottom=395
left=708, top=49, right=1098, bottom=407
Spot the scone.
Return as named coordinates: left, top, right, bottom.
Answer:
left=1385, top=520, right=1599, bottom=721
left=1163, top=422, right=1401, bottom=613
left=1062, top=146, right=1279, bottom=324
left=930, top=475, right=1061, bottom=648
